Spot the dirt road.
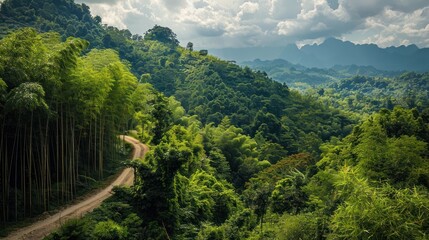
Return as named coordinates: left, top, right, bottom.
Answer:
left=4, top=136, right=148, bottom=240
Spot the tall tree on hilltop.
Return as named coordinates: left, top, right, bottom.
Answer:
left=144, top=25, right=179, bottom=46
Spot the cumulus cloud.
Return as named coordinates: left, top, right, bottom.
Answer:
left=75, top=0, right=145, bottom=29
left=77, top=0, right=429, bottom=48
left=176, top=4, right=231, bottom=37
left=277, top=0, right=356, bottom=40
left=277, top=0, right=429, bottom=47
left=269, top=0, right=301, bottom=19
left=237, top=2, right=260, bottom=20
left=348, top=6, right=429, bottom=47
left=159, top=0, right=188, bottom=11
left=193, top=0, right=208, bottom=9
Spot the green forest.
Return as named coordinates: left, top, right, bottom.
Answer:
left=0, top=0, right=428, bottom=239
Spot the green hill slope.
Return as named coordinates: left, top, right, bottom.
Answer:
left=0, top=0, right=354, bottom=155
left=3, top=1, right=427, bottom=240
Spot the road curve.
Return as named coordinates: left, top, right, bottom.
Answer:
left=4, top=136, right=148, bottom=240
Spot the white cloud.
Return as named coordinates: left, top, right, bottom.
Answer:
left=160, top=0, right=188, bottom=11
left=237, top=2, right=260, bottom=20
left=277, top=0, right=356, bottom=40
left=77, top=0, right=429, bottom=48
left=276, top=0, right=429, bottom=47
left=350, top=6, right=429, bottom=47
left=76, top=0, right=144, bottom=29
left=271, top=0, right=301, bottom=19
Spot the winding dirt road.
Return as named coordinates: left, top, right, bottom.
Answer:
left=4, top=136, right=148, bottom=240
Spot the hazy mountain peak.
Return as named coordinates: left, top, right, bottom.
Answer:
left=211, top=38, right=429, bottom=72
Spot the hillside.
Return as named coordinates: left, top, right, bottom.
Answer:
left=1, top=0, right=429, bottom=239
left=0, top=0, right=103, bottom=43
left=243, top=58, right=403, bottom=91
left=0, top=0, right=355, bottom=155
left=0, top=0, right=353, bottom=222
left=243, top=59, right=429, bottom=118
left=311, top=72, right=429, bottom=116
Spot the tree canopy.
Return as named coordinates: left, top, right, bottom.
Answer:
left=144, top=25, right=179, bottom=46
left=1, top=1, right=429, bottom=239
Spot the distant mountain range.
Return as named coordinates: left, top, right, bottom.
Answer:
left=242, top=58, right=404, bottom=91
left=210, top=38, right=429, bottom=72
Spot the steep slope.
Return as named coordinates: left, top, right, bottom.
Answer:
left=0, top=0, right=355, bottom=156
left=0, top=0, right=104, bottom=47
left=2, top=2, right=428, bottom=240
left=142, top=40, right=354, bottom=154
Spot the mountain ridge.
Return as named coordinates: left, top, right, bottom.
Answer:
left=210, top=38, right=429, bottom=72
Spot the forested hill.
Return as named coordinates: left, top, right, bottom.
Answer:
left=0, top=0, right=353, bottom=237
left=243, top=58, right=403, bottom=90
left=311, top=72, right=429, bottom=116
left=0, top=0, right=354, bottom=156
left=2, top=1, right=429, bottom=239
left=0, top=0, right=105, bottom=47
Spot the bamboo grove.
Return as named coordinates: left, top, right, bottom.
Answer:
left=0, top=28, right=138, bottom=222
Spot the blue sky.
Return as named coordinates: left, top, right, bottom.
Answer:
left=75, top=0, right=429, bottom=49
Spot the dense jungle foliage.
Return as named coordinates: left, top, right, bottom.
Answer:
left=1, top=0, right=429, bottom=239
left=309, top=73, right=429, bottom=117
left=0, top=27, right=142, bottom=224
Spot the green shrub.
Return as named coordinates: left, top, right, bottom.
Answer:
left=92, top=220, right=128, bottom=240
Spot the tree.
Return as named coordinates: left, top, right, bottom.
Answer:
left=45, top=219, right=91, bottom=240
left=186, top=42, right=193, bottom=51
left=92, top=220, right=128, bottom=240
left=5, top=82, right=48, bottom=113
left=270, top=169, right=309, bottom=214
left=94, top=15, right=102, bottom=24
left=329, top=167, right=429, bottom=240
left=353, top=108, right=429, bottom=187
left=177, top=170, right=241, bottom=227
left=272, top=213, right=321, bottom=240
left=131, top=143, right=191, bottom=236
left=151, top=94, right=173, bottom=145
left=144, top=25, right=179, bottom=46
left=0, top=28, right=139, bottom=222
left=242, top=178, right=271, bottom=234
